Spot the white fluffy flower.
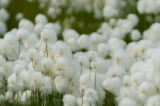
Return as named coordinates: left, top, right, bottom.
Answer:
left=103, top=5, right=117, bottom=18
left=0, top=66, right=5, bottom=77
left=21, top=90, right=31, bottom=103
left=41, top=57, right=53, bottom=72
left=131, top=30, right=141, bottom=41
left=20, top=71, right=30, bottom=87
left=0, top=8, right=9, bottom=21
left=63, top=94, right=76, bottom=106
left=0, top=0, right=10, bottom=7
left=40, top=76, right=52, bottom=94
left=84, top=88, right=98, bottom=103
left=103, top=77, right=122, bottom=95
left=80, top=72, right=91, bottom=90
left=87, top=51, right=99, bottom=62
left=106, top=66, right=126, bottom=78
left=8, top=74, right=17, bottom=91
left=35, top=14, right=47, bottom=24
left=146, top=95, right=160, bottom=106
left=34, top=23, right=44, bottom=36
left=97, top=43, right=109, bottom=58
left=54, top=76, right=70, bottom=93
left=30, top=71, right=43, bottom=87
left=16, top=12, right=24, bottom=21
left=13, top=64, right=25, bottom=75
left=27, top=49, right=40, bottom=62
left=63, top=29, right=79, bottom=42
left=41, top=28, right=57, bottom=43
left=5, top=91, right=13, bottom=100
left=119, top=98, right=138, bottom=106
left=18, top=19, right=34, bottom=32
left=77, top=34, right=91, bottom=49
left=54, top=57, right=74, bottom=78
left=0, top=21, right=7, bottom=35
left=138, top=82, right=157, bottom=102
left=44, top=23, right=61, bottom=35
left=91, top=58, right=108, bottom=73
left=17, top=28, right=30, bottom=42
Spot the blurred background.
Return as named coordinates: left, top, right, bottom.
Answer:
left=4, top=0, right=104, bottom=36
left=1, top=0, right=160, bottom=40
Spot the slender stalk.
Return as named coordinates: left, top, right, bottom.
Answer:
left=81, top=65, right=82, bottom=75
left=116, top=58, right=120, bottom=66
left=26, top=92, right=28, bottom=106
left=31, top=91, right=33, bottom=105
left=36, top=89, right=37, bottom=106
left=96, top=101, right=98, bottom=106
left=13, top=93, right=15, bottom=106
left=18, top=40, right=21, bottom=56
left=81, top=90, right=84, bottom=106
left=94, top=71, right=96, bottom=90
left=89, top=69, right=91, bottom=80
left=1, top=98, right=2, bottom=105
left=32, top=61, right=35, bottom=69
left=33, top=91, right=35, bottom=105
left=17, top=93, right=18, bottom=105
left=89, top=60, right=92, bottom=80
left=45, top=43, right=48, bottom=57
left=37, top=90, right=39, bottom=106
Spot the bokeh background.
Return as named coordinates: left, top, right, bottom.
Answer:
left=3, top=0, right=158, bottom=40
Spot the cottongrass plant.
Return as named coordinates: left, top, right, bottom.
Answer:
left=2, top=0, right=160, bottom=106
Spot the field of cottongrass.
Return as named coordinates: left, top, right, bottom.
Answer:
left=0, top=0, right=160, bottom=106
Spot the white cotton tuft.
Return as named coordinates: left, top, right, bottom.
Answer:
left=30, top=71, right=43, bottom=87
left=77, top=34, right=91, bottom=49
left=103, top=77, right=122, bottom=95
left=63, top=94, right=76, bottom=106
left=119, top=98, right=138, bottom=106
left=103, top=6, right=117, bottom=18
left=97, top=43, right=109, bottom=58
left=146, top=95, right=160, bottom=106
left=54, top=76, right=70, bottom=93
left=0, top=21, right=7, bottom=35
left=0, top=8, right=9, bottom=21
left=44, top=23, right=61, bottom=35
left=63, top=29, right=79, bottom=42
left=13, top=64, right=25, bottom=75
left=5, top=91, right=13, bottom=100
left=40, top=76, right=52, bottom=94
left=19, top=19, right=34, bottom=32
left=41, top=28, right=57, bottom=44
left=41, top=57, right=53, bottom=72
left=106, top=66, right=126, bottom=79
left=21, top=90, right=31, bottom=103
left=0, top=66, right=5, bottom=77
left=27, top=49, right=40, bottom=62
left=91, top=58, right=108, bottom=73
left=87, top=51, right=99, bottom=62
left=35, top=14, right=47, bottom=24
left=131, top=30, right=141, bottom=41
left=84, top=88, right=98, bottom=103
left=138, top=81, right=157, bottom=102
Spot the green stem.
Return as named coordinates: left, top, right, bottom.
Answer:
left=36, top=89, right=37, bottom=106
left=17, top=93, right=18, bottom=105
left=46, top=43, right=48, bottom=57
left=32, top=61, right=35, bottom=69
left=18, top=40, right=21, bottom=55
left=81, top=65, right=82, bottom=75
left=13, top=93, right=14, bottom=106
left=81, top=91, right=84, bottom=106
left=94, top=71, right=96, bottom=90
left=26, top=92, right=28, bottom=106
